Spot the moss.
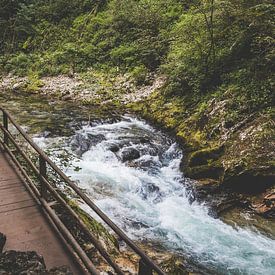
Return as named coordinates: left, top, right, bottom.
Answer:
left=189, top=145, right=225, bottom=167
left=68, top=200, right=119, bottom=250
left=130, top=65, right=149, bottom=86
left=185, top=161, right=224, bottom=180
left=24, top=74, right=44, bottom=93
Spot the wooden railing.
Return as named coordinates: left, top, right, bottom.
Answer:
left=0, top=106, right=165, bottom=275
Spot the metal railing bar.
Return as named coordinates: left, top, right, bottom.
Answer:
left=39, top=178, right=124, bottom=275
left=41, top=199, right=100, bottom=275
left=42, top=179, right=125, bottom=275
left=0, top=125, right=42, bottom=180
left=0, top=107, right=165, bottom=275
left=0, top=140, right=99, bottom=274
left=0, top=141, right=41, bottom=198
left=0, top=142, right=90, bottom=274
left=42, top=210, right=90, bottom=275
left=0, top=127, right=124, bottom=275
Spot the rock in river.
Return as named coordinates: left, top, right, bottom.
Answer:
left=70, top=133, right=105, bottom=155
left=121, top=148, right=141, bottom=162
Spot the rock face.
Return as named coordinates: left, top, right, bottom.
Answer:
left=136, top=84, right=274, bottom=198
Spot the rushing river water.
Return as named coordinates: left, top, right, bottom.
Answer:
left=1, top=93, right=275, bottom=274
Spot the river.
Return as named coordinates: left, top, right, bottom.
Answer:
left=1, top=93, right=274, bottom=274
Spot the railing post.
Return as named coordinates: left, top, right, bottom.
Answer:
left=3, top=112, right=9, bottom=145
left=39, top=155, right=48, bottom=200
left=138, top=259, right=153, bottom=275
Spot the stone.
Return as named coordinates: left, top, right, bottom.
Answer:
left=71, top=133, right=90, bottom=155
left=139, top=182, right=160, bottom=200
left=252, top=191, right=275, bottom=218
left=185, top=162, right=224, bottom=181
left=87, top=133, right=105, bottom=146
left=70, top=133, right=105, bottom=155
left=188, top=146, right=224, bottom=167
left=108, top=144, right=120, bottom=153
left=0, top=250, right=46, bottom=274
left=48, top=265, right=73, bottom=274
left=121, top=148, right=140, bottom=162
left=0, top=233, right=6, bottom=253
left=62, top=94, right=72, bottom=101
left=12, top=82, right=26, bottom=92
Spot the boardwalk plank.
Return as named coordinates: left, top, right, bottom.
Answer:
left=0, top=149, right=81, bottom=274
left=0, top=191, right=31, bottom=205
left=0, top=182, right=22, bottom=189
left=0, top=199, right=36, bottom=213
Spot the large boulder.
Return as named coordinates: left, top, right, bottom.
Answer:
left=87, top=133, right=106, bottom=146
left=188, top=146, right=224, bottom=167
left=181, top=146, right=225, bottom=182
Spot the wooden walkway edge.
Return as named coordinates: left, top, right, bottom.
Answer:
left=0, top=148, right=81, bottom=274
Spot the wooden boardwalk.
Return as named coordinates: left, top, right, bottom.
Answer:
left=0, top=148, right=81, bottom=274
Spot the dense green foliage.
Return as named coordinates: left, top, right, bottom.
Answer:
left=0, top=0, right=274, bottom=190
left=0, top=0, right=274, bottom=108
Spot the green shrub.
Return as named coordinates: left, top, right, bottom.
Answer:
left=130, top=65, right=149, bottom=86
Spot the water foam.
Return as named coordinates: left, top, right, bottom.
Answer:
left=34, top=116, right=275, bottom=274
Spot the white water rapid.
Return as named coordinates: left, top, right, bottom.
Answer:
left=34, top=116, right=275, bottom=275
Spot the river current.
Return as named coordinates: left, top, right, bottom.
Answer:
left=34, top=116, right=275, bottom=275
left=0, top=94, right=274, bottom=274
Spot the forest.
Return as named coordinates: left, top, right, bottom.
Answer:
left=1, top=0, right=273, bottom=94
left=0, top=0, right=274, bottom=274
left=2, top=0, right=273, bottom=188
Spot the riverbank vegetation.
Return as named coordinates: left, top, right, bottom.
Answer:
left=0, top=0, right=274, bottom=200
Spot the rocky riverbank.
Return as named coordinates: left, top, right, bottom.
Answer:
left=129, top=87, right=275, bottom=219
left=0, top=72, right=274, bottom=219
left=0, top=71, right=165, bottom=105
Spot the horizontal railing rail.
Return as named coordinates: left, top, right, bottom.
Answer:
left=0, top=106, right=165, bottom=275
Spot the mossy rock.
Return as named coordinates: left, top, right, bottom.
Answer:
left=185, top=161, right=224, bottom=180
left=188, top=145, right=225, bottom=167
